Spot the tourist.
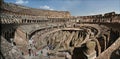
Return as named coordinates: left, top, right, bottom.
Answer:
left=10, top=38, right=14, bottom=47
left=28, top=39, right=34, bottom=56
left=32, top=40, right=37, bottom=56
left=28, top=44, right=32, bottom=56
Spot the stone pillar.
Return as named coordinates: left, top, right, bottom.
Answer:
left=84, top=41, right=96, bottom=59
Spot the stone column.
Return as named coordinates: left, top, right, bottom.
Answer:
left=84, top=41, right=96, bottom=59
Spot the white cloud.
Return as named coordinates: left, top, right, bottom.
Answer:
left=89, top=9, right=114, bottom=15
left=89, top=13, right=102, bottom=15
left=15, top=0, right=28, bottom=4
left=40, top=5, right=54, bottom=10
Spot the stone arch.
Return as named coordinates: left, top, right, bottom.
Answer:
left=29, top=28, right=46, bottom=39
left=97, top=35, right=106, bottom=52
left=103, top=34, right=110, bottom=49
left=79, top=25, right=100, bottom=37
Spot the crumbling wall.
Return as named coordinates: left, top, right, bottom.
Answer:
left=1, top=36, right=24, bottom=59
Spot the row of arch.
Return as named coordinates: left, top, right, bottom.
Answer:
left=1, top=13, right=70, bottom=24
left=77, top=15, right=120, bottom=23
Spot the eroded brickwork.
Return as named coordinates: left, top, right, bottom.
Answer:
left=0, top=1, right=120, bottom=59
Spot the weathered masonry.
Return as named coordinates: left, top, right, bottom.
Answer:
left=1, top=1, right=120, bottom=59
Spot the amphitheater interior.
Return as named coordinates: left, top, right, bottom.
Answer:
left=0, top=1, right=120, bottom=59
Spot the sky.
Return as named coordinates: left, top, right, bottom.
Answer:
left=4, top=0, right=120, bottom=16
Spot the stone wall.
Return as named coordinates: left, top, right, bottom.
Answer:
left=76, top=12, right=120, bottom=23
left=96, top=37, right=120, bottom=59
left=1, top=1, right=120, bottom=59
left=1, top=2, right=71, bottom=18
left=1, top=36, right=24, bottom=59
left=14, top=28, right=28, bottom=46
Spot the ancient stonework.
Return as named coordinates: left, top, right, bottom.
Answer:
left=1, top=36, right=24, bottom=59
left=0, top=1, right=120, bottom=59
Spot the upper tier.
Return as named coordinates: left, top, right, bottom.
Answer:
left=1, top=2, right=71, bottom=18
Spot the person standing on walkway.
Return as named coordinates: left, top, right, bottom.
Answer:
left=28, top=38, right=34, bottom=56
left=10, top=38, right=14, bottom=47
left=32, top=39, right=37, bottom=56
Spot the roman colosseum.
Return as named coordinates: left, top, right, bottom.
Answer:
left=0, top=0, right=120, bottom=59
